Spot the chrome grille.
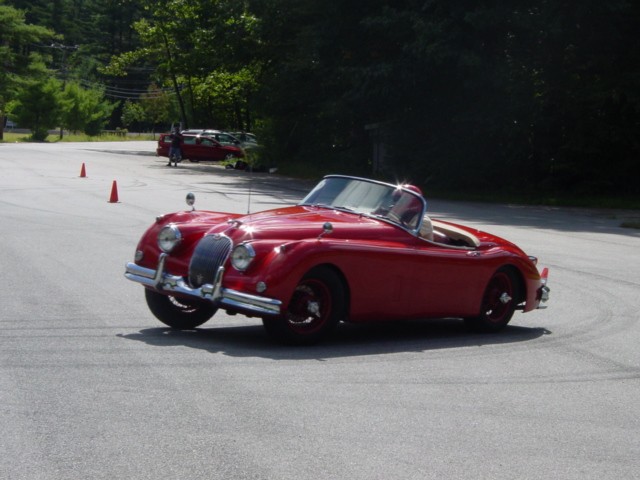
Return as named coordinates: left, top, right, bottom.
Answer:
left=188, top=234, right=232, bottom=288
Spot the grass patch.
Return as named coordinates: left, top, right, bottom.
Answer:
left=1, top=131, right=156, bottom=143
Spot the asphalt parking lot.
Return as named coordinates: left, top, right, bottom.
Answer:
left=1, top=141, right=639, bottom=480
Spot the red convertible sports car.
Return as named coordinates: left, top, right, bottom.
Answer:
left=125, top=175, right=550, bottom=344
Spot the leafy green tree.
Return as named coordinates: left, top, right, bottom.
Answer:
left=8, top=76, right=62, bottom=140
left=103, top=0, right=261, bottom=130
left=26, top=0, right=143, bottom=60
left=513, top=1, right=640, bottom=196
left=247, top=0, right=390, bottom=171
left=60, top=82, right=115, bottom=135
left=140, top=83, right=172, bottom=131
left=0, top=2, right=55, bottom=139
left=121, top=100, right=145, bottom=130
left=192, top=66, right=259, bottom=130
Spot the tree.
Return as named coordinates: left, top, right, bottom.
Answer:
left=192, top=66, right=259, bottom=130
left=0, top=2, right=55, bottom=139
left=8, top=76, right=62, bottom=140
left=103, top=0, right=261, bottom=130
left=121, top=100, right=145, bottom=130
left=60, top=82, right=115, bottom=135
left=2, top=0, right=639, bottom=199
left=247, top=0, right=398, bottom=172
left=248, top=1, right=640, bottom=196
left=140, top=83, right=172, bottom=131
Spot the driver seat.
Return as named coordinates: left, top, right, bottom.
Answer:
left=419, top=215, right=434, bottom=241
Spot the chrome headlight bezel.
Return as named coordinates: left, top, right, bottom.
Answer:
left=157, top=224, right=182, bottom=253
left=230, top=243, right=256, bottom=272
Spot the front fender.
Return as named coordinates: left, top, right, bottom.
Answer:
left=223, top=237, right=412, bottom=313
left=222, top=238, right=343, bottom=309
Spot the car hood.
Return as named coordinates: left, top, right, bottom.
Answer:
left=209, top=205, right=404, bottom=243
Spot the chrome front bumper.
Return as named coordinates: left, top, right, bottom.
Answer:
left=537, top=285, right=550, bottom=308
left=124, top=254, right=281, bottom=316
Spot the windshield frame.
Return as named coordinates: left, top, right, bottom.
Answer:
left=299, top=175, right=427, bottom=234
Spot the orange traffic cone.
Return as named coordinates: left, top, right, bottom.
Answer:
left=79, top=163, right=87, bottom=177
left=108, top=180, right=119, bottom=203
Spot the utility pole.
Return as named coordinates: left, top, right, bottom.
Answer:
left=49, top=43, right=78, bottom=139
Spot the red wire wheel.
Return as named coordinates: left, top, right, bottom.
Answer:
left=263, top=267, right=345, bottom=344
left=465, top=267, right=520, bottom=333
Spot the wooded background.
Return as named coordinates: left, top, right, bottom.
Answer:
left=2, top=0, right=639, bottom=201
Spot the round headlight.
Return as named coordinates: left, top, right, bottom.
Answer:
left=157, top=225, right=182, bottom=252
left=231, top=243, right=255, bottom=272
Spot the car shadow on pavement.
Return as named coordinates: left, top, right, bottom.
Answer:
left=116, top=319, right=551, bottom=360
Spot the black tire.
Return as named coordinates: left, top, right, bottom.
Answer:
left=465, top=267, right=519, bottom=333
left=262, top=266, right=346, bottom=345
left=144, top=289, right=217, bottom=329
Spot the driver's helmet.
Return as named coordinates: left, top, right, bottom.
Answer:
left=389, top=185, right=424, bottom=229
left=391, top=184, right=422, bottom=202
left=403, top=184, right=423, bottom=195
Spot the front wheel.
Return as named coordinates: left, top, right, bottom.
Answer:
left=465, top=267, right=520, bottom=333
left=145, top=289, right=217, bottom=329
left=262, top=267, right=346, bottom=345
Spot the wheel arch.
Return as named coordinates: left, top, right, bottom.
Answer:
left=303, top=262, right=351, bottom=321
left=501, top=263, right=527, bottom=305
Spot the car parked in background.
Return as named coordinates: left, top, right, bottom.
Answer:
left=230, top=132, right=259, bottom=147
left=180, top=129, right=242, bottom=147
left=156, top=133, right=244, bottom=162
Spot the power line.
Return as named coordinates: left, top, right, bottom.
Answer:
left=50, top=74, right=178, bottom=99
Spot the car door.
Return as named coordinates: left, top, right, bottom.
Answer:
left=198, top=137, right=226, bottom=160
left=215, top=133, right=240, bottom=146
left=181, top=135, right=198, bottom=160
left=405, top=241, right=491, bottom=318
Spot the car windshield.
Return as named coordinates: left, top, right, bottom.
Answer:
left=299, top=176, right=426, bottom=231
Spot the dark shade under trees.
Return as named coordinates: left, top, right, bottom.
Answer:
left=2, top=0, right=639, bottom=200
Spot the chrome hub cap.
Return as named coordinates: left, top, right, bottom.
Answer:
left=499, top=292, right=512, bottom=304
left=307, top=301, right=321, bottom=317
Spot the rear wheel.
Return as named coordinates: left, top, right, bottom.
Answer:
left=465, top=267, right=519, bottom=333
left=262, top=267, right=345, bottom=345
left=145, top=289, right=216, bottom=329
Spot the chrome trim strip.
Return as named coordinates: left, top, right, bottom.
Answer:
left=220, top=289, right=282, bottom=315
left=124, top=261, right=281, bottom=316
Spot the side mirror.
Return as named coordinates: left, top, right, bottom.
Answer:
left=186, top=192, right=195, bottom=211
